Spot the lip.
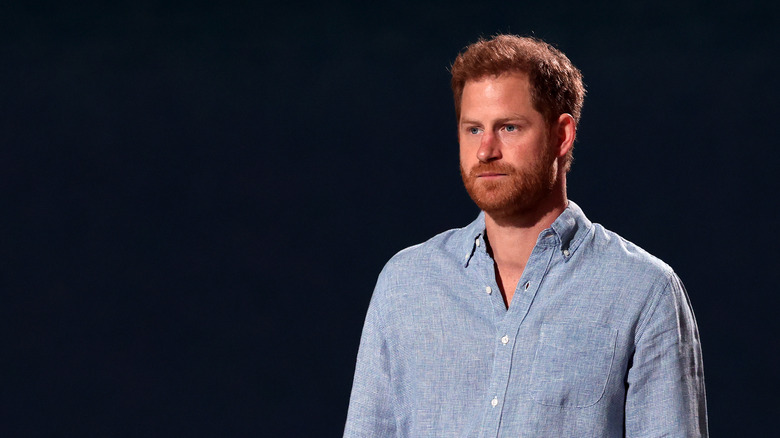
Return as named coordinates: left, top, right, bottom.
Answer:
left=477, top=173, right=507, bottom=178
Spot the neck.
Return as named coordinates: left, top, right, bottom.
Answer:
left=484, top=180, right=568, bottom=267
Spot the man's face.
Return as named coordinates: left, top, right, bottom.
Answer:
left=459, top=72, right=558, bottom=218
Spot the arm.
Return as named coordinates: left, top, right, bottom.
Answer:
left=344, top=291, right=397, bottom=437
left=625, top=273, right=708, bottom=437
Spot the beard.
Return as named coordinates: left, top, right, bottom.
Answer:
left=460, top=144, right=558, bottom=219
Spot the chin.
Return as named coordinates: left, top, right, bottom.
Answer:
left=470, top=184, right=555, bottom=218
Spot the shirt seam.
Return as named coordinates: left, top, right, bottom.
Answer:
left=633, top=271, right=675, bottom=344
left=370, top=269, right=402, bottom=434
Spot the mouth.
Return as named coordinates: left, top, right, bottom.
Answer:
left=477, top=172, right=507, bottom=178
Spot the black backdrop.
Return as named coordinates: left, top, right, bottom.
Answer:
left=3, top=1, right=779, bottom=436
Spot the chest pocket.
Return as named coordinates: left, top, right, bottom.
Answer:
left=528, top=322, right=617, bottom=408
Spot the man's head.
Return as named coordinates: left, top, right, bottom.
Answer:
left=451, top=34, right=585, bottom=173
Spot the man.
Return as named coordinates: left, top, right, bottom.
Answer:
left=344, top=34, right=707, bottom=437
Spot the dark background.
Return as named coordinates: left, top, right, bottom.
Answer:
left=3, top=1, right=778, bottom=436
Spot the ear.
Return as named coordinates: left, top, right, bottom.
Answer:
left=553, top=113, right=576, bottom=159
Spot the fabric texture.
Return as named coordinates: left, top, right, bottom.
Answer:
left=344, top=201, right=707, bottom=437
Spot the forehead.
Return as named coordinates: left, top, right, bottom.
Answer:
left=460, top=72, right=536, bottom=116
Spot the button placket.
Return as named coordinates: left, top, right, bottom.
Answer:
left=480, top=241, right=557, bottom=435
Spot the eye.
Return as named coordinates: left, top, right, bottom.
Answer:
left=504, top=124, right=517, bottom=132
left=468, top=127, right=482, bottom=135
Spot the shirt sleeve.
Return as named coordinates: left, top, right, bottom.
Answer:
left=343, top=285, right=397, bottom=437
left=625, top=272, right=709, bottom=437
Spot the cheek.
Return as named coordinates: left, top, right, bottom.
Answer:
left=459, top=133, right=481, bottom=155
left=458, top=141, right=470, bottom=162
left=459, top=151, right=468, bottom=169
left=459, top=147, right=477, bottom=170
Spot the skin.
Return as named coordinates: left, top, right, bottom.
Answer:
left=458, top=72, right=576, bottom=307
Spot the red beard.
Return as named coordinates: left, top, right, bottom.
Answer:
left=460, top=146, right=557, bottom=218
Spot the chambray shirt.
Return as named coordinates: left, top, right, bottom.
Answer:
left=345, top=201, right=707, bottom=437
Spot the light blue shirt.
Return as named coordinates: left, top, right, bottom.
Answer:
left=345, top=201, right=707, bottom=437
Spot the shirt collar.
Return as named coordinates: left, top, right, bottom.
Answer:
left=461, top=200, right=593, bottom=267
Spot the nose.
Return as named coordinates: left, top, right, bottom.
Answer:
left=477, top=131, right=501, bottom=163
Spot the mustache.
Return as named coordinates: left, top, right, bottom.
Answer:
left=467, top=162, right=516, bottom=177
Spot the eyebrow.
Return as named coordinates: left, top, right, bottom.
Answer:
left=459, top=115, right=532, bottom=126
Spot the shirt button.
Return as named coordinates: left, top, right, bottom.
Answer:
left=524, top=281, right=530, bottom=290
left=475, top=238, right=480, bottom=247
left=501, top=335, right=509, bottom=344
left=491, top=397, right=498, bottom=407
left=563, top=249, right=570, bottom=257
left=485, top=286, right=492, bottom=295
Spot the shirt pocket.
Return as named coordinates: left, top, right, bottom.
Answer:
left=528, top=322, right=617, bottom=408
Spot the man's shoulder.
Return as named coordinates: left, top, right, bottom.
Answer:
left=588, top=222, right=676, bottom=285
left=372, top=223, right=474, bottom=295
left=384, top=225, right=469, bottom=272
left=561, top=201, right=675, bottom=284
